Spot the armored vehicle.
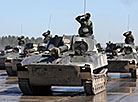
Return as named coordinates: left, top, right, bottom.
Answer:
left=5, top=43, right=39, bottom=76
left=5, top=53, right=21, bottom=76
left=106, top=42, right=138, bottom=78
left=0, top=56, right=6, bottom=69
left=0, top=45, right=19, bottom=69
left=17, top=35, right=108, bottom=95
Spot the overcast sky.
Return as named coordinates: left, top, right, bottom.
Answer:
left=0, top=0, right=138, bottom=45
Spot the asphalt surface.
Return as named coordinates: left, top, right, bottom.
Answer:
left=0, top=70, right=138, bottom=102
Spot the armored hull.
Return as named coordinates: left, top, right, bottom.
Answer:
left=5, top=43, right=40, bottom=76
left=108, top=57, right=138, bottom=78
left=5, top=58, right=22, bottom=76
left=0, top=52, right=16, bottom=70
left=5, top=53, right=22, bottom=76
left=106, top=43, right=138, bottom=78
left=17, top=36, right=108, bottom=95
left=0, top=56, right=6, bottom=69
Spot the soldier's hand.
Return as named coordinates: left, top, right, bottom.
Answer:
left=80, top=15, right=85, bottom=17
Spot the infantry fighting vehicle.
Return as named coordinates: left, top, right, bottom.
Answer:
left=106, top=42, right=138, bottom=78
left=5, top=43, right=38, bottom=76
left=0, top=45, right=19, bottom=69
left=17, top=35, right=108, bottom=95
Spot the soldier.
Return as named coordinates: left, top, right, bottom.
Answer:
left=18, top=36, right=26, bottom=46
left=75, top=13, right=93, bottom=37
left=42, top=30, right=52, bottom=43
left=123, top=31, right=134, bottom=45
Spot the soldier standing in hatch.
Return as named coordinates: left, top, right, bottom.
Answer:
left=18, top=36, right=26, bottom=46
left=42, top=30, right=52, bottom=43
left=75, top=13, right=93, bottom=37
left=123, top=31, right=134, bottom=45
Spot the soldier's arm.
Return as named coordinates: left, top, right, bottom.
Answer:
left=75, top=15, right=83, bottom=23
left=42, top=32, right=48, bottom=37
left=42, top=32, right=45, bottom=36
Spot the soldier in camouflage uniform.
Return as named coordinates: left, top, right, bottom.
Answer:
left=76, top=13, right=93, bottom=37
left=18, top=36, right=26, bottom=46
left=123, top=31, right=134, bottom=45
left=42, top=30, right=52, bottom=43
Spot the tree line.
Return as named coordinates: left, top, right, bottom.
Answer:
left=0, top=35, right=43, bottom=50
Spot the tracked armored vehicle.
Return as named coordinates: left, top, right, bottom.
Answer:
left=17, top=35, right=108, bottom=95
left=0, top=45, right=19, bottom=69
left=106, top=42, right=138, bottom=78
left=5, top=43, right=38, bottom=76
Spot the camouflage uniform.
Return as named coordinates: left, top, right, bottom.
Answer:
left=123, top=31, right=134, bottom=44
left=42, top=30, right=52, bottom=43
left=18, top=36, right=26, bottom=46
left=76, top=14, right=93, bottom=37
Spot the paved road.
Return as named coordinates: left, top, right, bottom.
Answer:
left=0, top=70, right=138, bottom=102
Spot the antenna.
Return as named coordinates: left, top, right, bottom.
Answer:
left=108, top=32, right=111, bottom=40
left=84, top=0, right=86, bottom=14
left=21, top=24, right=22, bottom=34
left=127, top=14, right=130, bottom=31
left=48, top=15, right=52, bottom=29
